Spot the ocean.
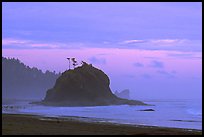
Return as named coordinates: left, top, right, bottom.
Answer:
left=2, top=99, right=202, bottom=130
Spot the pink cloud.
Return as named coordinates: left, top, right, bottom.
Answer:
left=120, top=39, right=187, bottom=45
left=2, top=38, right=31, bottom=45
left=150, top=39, right=186, bottom=45
left=29, top=43, right=60, bottom=48
left=2, top=38, right=83, bottom=49
left=2, top=48, right=201, bottom=79
left=120, top=40, right=146, bottom=44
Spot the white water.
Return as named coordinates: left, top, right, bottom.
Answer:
left=2, top=99, right=202, bottom=130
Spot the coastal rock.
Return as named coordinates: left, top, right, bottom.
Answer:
left=40, top=62, right=147, bottom=106
left=114, top=89, right=130, bottom=99
left=139, top=109, right=155, bottom=112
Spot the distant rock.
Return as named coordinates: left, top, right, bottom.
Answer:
left=38, top=62, right=148, bottom=106
left=139, top=109, right=155, bottom=111
left=170, top=120, right=201, bottom=123
left=114, top=89, right=130, bottom=99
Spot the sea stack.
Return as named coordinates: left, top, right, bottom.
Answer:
left=41, top=62, right=147, bottom=106
left=115, top=89, right=130, bottom=99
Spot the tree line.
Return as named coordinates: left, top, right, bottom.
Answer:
left=2, top=57, right=61, bottom=99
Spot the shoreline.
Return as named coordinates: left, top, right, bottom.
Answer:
left=2, top=113, right=202, bottom=135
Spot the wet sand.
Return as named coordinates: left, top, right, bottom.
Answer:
left=2, top=114, right=202, bottom=135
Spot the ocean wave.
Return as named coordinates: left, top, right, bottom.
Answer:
left=170, top=119, right=202, bottom=123
left=186, top=109, right=202, bottom=116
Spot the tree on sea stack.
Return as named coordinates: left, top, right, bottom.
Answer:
left=72, top=58, right=78, bottom=69
left=81, top=61, right=88, bottom=66
left=66, top=58, right=71, bottom=70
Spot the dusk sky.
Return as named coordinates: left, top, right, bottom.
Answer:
left=2, top=2, right=202, bottom=100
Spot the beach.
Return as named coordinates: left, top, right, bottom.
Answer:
left=2, top=114, right=202, bottom=135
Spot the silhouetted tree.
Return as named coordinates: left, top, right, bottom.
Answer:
left=66, top=58, right=71, bottom=70
left=71, top=58, right=78, bottom=69
left=81, top=61, right=88, bottom=66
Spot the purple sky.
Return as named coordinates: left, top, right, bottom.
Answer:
left=2, top=2, right=202, bottom=100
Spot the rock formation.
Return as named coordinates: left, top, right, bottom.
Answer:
left=40, top=62, right=147, bottom=106
left=138, top=109, right=155, bottom=112
left=114, top=89, right=130, bottom=99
